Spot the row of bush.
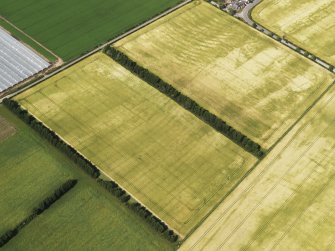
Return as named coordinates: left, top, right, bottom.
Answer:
left=104, top=46, right=265, bottom=158
left=3, top=98, right=100, bottom=178
left=3, top=99, right=180, bottom=243
left=97, top=179, right=131, bottom=203
left=0, top=180, right=77, bottom=247
left=250, top=23, right=335, bottom=73
left=97, top=179, right=179, bottom=242
left=33, top=179, right=78, bottom=214
left=129, top=203, right=178, bottom=242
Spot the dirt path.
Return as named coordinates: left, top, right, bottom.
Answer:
left=233, top=0, right=335, bottom=74
left=0, top=16, right=63, bottom=64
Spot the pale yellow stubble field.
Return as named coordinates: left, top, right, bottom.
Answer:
left=253, top=0, right=335, bottom=66
left=181, top=84, right=335, bottom=250
left=115, top=1, right=334, bottom=150
left=14, top=53, right=257, bottom=237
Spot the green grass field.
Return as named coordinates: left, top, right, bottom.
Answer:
left=0, top=105, right=174, bottom=250
left=252, top=0, right=335, bottom=66
left=3, top=181, right=174, bottom=251
left=0, top=106, right=78, bottom=234
left=0, top=21, right=56, bottom=62
left=181, top=85, right=335, bottom=251
left=0, top=0, right=181, bottom=61
left=14, top=53, right=257, bottom=237
left=115, top=1, right=334, bottom=149
left=0, top=114, right=15, bottom=143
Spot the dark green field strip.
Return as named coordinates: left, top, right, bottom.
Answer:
left=0, top=20, right=56, bottom=62
left=0, top=0, right=182, bottom=61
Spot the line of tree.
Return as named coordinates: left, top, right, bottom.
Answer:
left=3, top=98, right=180, bottom=243
left=33, top=179, right=78, bottom=215
left=0, top=179, right=77, bottom=247
left=129, top=202, right=179, bottom=242
left=104, top=46, right=265, bottom=158
left=97, top=179, right=179, bottom=243
left=97, top=179, right=131, bottom=203
left=3, top=98, right=100, bottom=178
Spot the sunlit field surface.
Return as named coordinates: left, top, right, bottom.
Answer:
left=115, top=1, right=334, bottom=149
left=0, top=106, right=174, bottom=250
left=252, top=0, right=335, bottom=66
left=15, top=53, right=257, bottom=236
left=181, top=85, right=335, bottom=250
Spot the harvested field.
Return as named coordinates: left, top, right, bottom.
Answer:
left=181, top=84, right=335, bottom=250
left=14, top=53, right=257, bottom=237
left=115, top=1, right=334, bottom=149
left=0, top=105, right=174, bottom=250
left=252, top=0, right=335, bottom=66
left=0, top=0, right=182, bottom=61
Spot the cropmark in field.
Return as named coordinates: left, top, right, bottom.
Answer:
left=252, top=0, right=335, bottom=66
left=181, top=85, right=335, bottom=251
left=14, top=53, right=257, bottom=237
left=115, top=1, right=334, bottom=150
left=0, top=106, right=174, bottom=251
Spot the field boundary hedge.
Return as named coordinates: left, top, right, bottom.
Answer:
left=0, top=179, right=77, bottom=247
left=97, top=179, right=179, bottom=242
left=104, top=46, right=266, bottom=158
left=3, top=99, right=100, bottom=178
left=3, top=98, right=180, bottom=243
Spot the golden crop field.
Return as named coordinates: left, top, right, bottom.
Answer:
left=114, top=1, right=334, bottom=149
left=252, top=0, right=335, bottom=66
left=14, top=53, right=257, bottom=237
left=181, top=84, right=335, bottom=250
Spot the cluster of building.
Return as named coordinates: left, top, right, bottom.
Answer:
left=210, top=0, right=252, bottom=12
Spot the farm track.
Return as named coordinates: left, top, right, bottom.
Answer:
left=266, top=80, right=335, bottom=154
left=0, top=0, right=192, bottom=103
left=233, top=0, right=335, bottom=153
left=2, top=0, right=335, bottom=248
left=0, top=16, right=61, bottom=63
left=14, top=53, right=258, bottom=239
left=233, top=0, right=335, bottom=74
left=180, top=88, right=335, bottom=250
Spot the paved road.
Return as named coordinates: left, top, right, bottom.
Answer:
left=0, top=0, right=192, bottom=103
left=235, top=0, right=261, bottom=25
